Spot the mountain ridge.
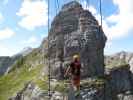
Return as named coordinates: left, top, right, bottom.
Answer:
left=0, top=47, right=33, bottom=75
left=0, top=1, right=133, bottom=100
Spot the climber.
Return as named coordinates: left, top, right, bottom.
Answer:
left=65, top=54, right=81, bottom=96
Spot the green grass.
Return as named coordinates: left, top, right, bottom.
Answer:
left=80, top=77, right=105, bottom=89
left=105, top=59, right=128, bottom=69
left=53, top=80, right=68, bottom=93
left=0, top=49, right=47, bottom=100
left=35, top=76, right=49, bottom=91
left=0, top=64, right=44, bottom=100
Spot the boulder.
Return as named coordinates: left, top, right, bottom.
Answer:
left=105, top=64, right=133, bottom=100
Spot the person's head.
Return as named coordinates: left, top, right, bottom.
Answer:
left=73, top=54, right=80, bottom=62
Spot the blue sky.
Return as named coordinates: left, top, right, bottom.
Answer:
left=0, top=0, right=133, bottom=56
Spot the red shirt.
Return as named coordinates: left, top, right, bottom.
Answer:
left=70, top=60, right=81, bottom=76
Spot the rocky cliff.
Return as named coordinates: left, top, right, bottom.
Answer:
left=48, top=1, right=107, bottom=79
left=8, top=1, right=133, bottom=100
left=9, top=64, right=133, bottom=100
left=1, top=1, right=133, bottom=100
left=105, top=64, right=133, bottom=100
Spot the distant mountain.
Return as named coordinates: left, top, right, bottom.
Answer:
left=16, top=47, right=33, bottom=57
left=105, top=51, right=133, bottom=72
left=0, top=1, right=133, bottom=100
left=0, top=47, right=33, bottom=75
left=0, top=56, right=12, bottom=75
left=0, top=44, right=46, bottom=100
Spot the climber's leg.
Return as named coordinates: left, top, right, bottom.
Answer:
left=71, top=78, right=76, bottom=91
left=76, top=77, right=80, bottom=91
left=73, top=76, right=80, bottom=97
left=72, top=76, right=80, bottom=90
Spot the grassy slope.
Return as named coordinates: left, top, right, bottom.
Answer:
left=0, top=49, right=47, bottom=100
left=0, top=47, right=129, bottom=100
left=105, top=58, right=128, bottom=69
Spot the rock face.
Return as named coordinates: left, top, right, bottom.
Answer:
left=48, top=1, right=107, bottom=79
left=11, top=66, right=133, bottom=100
left=104, top=52, right=133, bottom=100
left=105, top=64, right=133, bottom=100
left=6, top=2, right=133, bottom=100
left=9, top=82, right=49, bottom=100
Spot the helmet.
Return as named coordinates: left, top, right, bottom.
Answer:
left=73, top=54, right=80, bottom=60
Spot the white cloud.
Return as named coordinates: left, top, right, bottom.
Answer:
left=104, top=34, right=113, bottom=54
left=104, top=0, right=133, bottom=40
left=82, top=0, right=133, bottom=41
left=82, top=0, right=89, bottom=10
left=0, top=44, right=12, bottom=56
left=113, top=0, right=133, bottom=14
left=3, top=0, right=9, bottom=5
left=81, top=0, right=133, bottom=54
left=104, top=40, right=113, bottom=54
left=89, top=6, right=97, bottom=15
left=0, top=13, right=3, bottom=21
left=17, top=0, right=48, bottom=30
left=0, top=43, right=20, bottom=56
left=82, top=1, right=96, bottom=15
left=0, top=28, right=15, bottom=40
left=106, top=41, right=113, bottom=48
left=40, top=33, right=48, bottom=39
left=81, top=1, right=101, bottom=23
left=21, top=36, right=41, bottom=49
left=22, top=36, right=38, bottom=44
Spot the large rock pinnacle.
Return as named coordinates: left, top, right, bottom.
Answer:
left=48, top=1, right=107, bottom=79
